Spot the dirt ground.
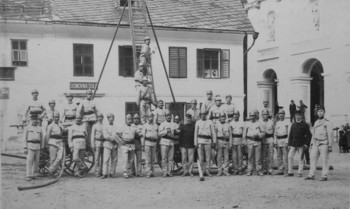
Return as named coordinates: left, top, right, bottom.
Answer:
left=1, top=144, right=350, bottom=209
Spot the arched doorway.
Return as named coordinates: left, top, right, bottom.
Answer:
left=302, top=58, right=324, bottom=124
left=257, top=69, right=278, bottom=116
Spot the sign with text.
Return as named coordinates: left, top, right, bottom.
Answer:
left=70, top=82, right=97, bottom=90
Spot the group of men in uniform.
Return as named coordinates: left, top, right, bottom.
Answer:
left=22, top=88, right=333, bottom=181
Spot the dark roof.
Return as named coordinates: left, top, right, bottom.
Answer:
left=0, top=0, right=254, bottom=33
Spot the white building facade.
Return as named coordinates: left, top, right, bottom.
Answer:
left=245, top=0, right=350, bottom=126
left=0, top=0, right=254, bottom=150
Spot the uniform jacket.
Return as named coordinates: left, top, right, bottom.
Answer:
left=208, top=105, right=226, bottom=121
left=47, top=122, right=63, bottom=147
left=215, top=122, right=232, bottom=147
left=153, top=108, right=166, bottom=125
left=179, top=123, right=195, bottom=148
left=68, top=123, right=87, bottom=149
left=194, top=119, right=216, bottom=145
left=91, top=122, right=104, bottom=147
left=186, top=108, right=200, bottom=122
left=142, top=122, right=159, bottom=147
left=103, top=124, right=119, bottom=149
left=117, top=124, right=137, bottom=144
left=312, top=118, right=333, bottom=146
left=158, top=121, right=177, bottom=146
left=201, top=99, right=215, bottom=114
left=23, top=125, right=43, bottom=150
left=221, top=103, right=236, bottom=120
left=77, top=99, right=97, bottom=122
left=274, top=119, right=291, bottom=147
left=23, top=99, right=45, bottom=121
left=61, top=102, right=78, bottom=121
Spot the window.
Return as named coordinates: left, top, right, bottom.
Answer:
left=197, top=49, right=230, bottom=79
left=125, top=102, right=139, bottom=117
left=169, top=47, right=187, bottom=78
left=119, top=45, right=140, bottom=77
left=165, top=102, right=187, bottom=121
left=0, top=67, right=15, bottom=81
left=11, top=40, right=27, bottom=66
left=73, top=44, right=94, bottom=77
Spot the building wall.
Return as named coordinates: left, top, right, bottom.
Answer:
left=246, top=0, right=350, bottom=126
left=0, top=23, right=245, bottom=150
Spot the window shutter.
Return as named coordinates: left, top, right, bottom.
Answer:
left=197, top=49, right=204, bottom=78
left=12, top=51, right=19, bottom=61
left=119, top=46, right=125, bottom=76
left=20, top=50, right=28, bottom=61
left=179, top=48, right=187, bottom=78
left=169, top=47, right=179, bottom=78
left=220, top=49, right=230, bottom=78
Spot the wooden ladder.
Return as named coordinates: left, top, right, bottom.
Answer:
left=128, top=0, right=157, bottom=102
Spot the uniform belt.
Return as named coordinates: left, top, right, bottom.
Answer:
left=95, top=138, right=105, bottom=142
left=315, top=138, right=327, bottom=141
left=227, top=114, right=234, bottom=118
left=246, top=136, right=260, bottom=141
left=145, top=137, right=158, bottom=142
left=277, top=135, right=288, bottom=139
left=141, top=98, right=152, bottom=102
left=27, top=140, right=40, bottom=144
left=217, top=137, right=229, bottom=142
left=162, top=135, right=176, bottom=141
left=122, top=140, right=135, bottom=145
left=198, top=134, right=211, bottom=139
left=265, top=134, right=274, bottom=138
left=232, top=134, right=242, bottom=138
left=83, top=111, right=95, bottom=115
left=50, top=135, right=62, bottom=139
left=211, top=116, right=219, bottom=119
left=65, top=116, right=75, bottom=120
left=72, top=135, right=85, bottom=140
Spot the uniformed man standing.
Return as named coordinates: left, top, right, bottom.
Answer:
left=139, top=36, right=154, bottom=69
left=305, top=105, right=333, bottom=181
left=244, top=111, right=265, bottom=176
left=215, top=113, right=232, bottom=176
left=134, top=64, right=152, bottom=91
left=23, top=115, right=43, bottom=181
left=117, top=114, right=137, bottom=179
left=221, top=94, right=236, bottom=122
left=137, top=77, right=156, bottom=124
left=287, top=110, right=312, bottom=177
left=23, top=89, right=45, bottom=125
left=68, top=114, right=88, bottom=178
left=261, top=109, right=275, bottom=175
left=158, top=111, right=177, bottom=177
left=229, top=110, right=245, bottom=175
left=201, top=90, right=215, bottom=115
left=274, top=109, right=291, bottom=175
left=77, top=89, right=98, bottom=145
left=153, top=100, right=166, bottom=126
left=131, top=113, right=143, bottom=177
left=61, top=93, right=78, bottom=129
left=194, top=110, right=216, bottom=177
left=101, top=113, right=119, bottom=179
left=179, top=114, right=195, bottom=176
left=186, top=99, right=200, bottom=123
left=141, top=113, right=159, bottom=178
left=208, top=95, right=226, bottom=124
left=46, top=112, right=64, bottom=176
left=42, top=99, right=60, bottom=140
left=91, top=113, right=105, bottom=177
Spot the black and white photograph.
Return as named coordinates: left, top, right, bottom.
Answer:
left=1, top=0, right=350, bottom=208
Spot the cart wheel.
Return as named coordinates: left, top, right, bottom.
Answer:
left=64, top=146, right=95, bottom=175
left=38, top=147, right=50, bottom=176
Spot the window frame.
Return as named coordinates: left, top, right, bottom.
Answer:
left=73, top=43, right=94, bottom=77
left=0, top=67, right=15, bottom=81
left=119, top=45, right=136, bottom=77
left=197, top=48, right=230, bottom=79
left=169, top=47, right=187, bottom=79
left=11, top=39, right=28, bottom=67
left=125, top=102, right=139, bottom=118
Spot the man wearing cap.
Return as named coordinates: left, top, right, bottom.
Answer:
left=286, top=110, right=312, bottom=177
left=141, top=113, right=159, bottom=178
left=194, top=110, right=216, bottom=176
left=260, top=100, right=273, bottom=120
left=305, top=105, right=333, bottom=181
left=137, top=77, right=156, bottom=124
left=139, top=36, right=155, bottom=69
left=23, top=89, right=45, bottom=125
left=158, top=111, right=177, bottom=177
left=274, top=109, right=291, bottom=175
left=117, top=114, right=137, bottom=179
left=131, top=113, right=143, bottom=176
left=77, top=88, right=98, bottom=145
left=244, top=111, right=265, bottom=176
left=154, top=100, right=167, bottom=126
left=61, top=93, right=78, bottom=129
left=68, top=114, right=88, bottom=177
left=215, top=113, right=232, bottom=176
left=91, top=113, right=105, bottom=177
left=229, top=110, right=245, bottom=175
left=46, top=112, right=64, bottom=176
left=179, top=114, right=195, bottom=176
left=101, top=113, right=119, bottom=179
left=261, top=109, right=275, bottom=175
left=23, top=115, right=43, bottom=181
left=208, top=95, right=226, bottom=124
left=42, top=99, right=60, bottom=140
left=186, top=99, right=200, bottom=122
left=222, top=94, right=236, bottom=122
left=201, top=90, right=215, bottom=115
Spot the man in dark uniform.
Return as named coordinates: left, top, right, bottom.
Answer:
left=179, top=114, right=196, bottom=176
left=289, top=100, right=296, bottom=123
